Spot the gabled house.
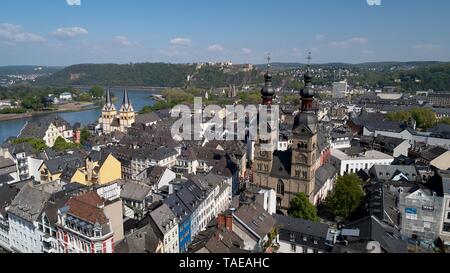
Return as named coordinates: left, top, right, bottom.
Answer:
left=231, top=203, right=275, bottom=252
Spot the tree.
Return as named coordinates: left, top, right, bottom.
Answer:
left=80, top=128, right=91, bottom=145
left=440, top=117, right=450, bottom=125
left=288, top=193, right=319, bottom=222
left=387, top=108, right=437, bottom=129
left=325, top=174, right=365, bottom=220
left=53, top=137, right=80, bottom=151
left=89, top=85, right=104, bottom=99
left=11, top=138, right=47, bottom=152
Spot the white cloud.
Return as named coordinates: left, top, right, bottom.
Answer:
left=52, top=27, right=88, bottom=40
left=170, top=37, right=192, bottom=47
left=348, top=37, right=368, bottom=44
left=115, top=36, right=138, bottom=47
left=330, top=37, right=368, bottom=48
left=413, top=44, right=441, bottom=50
left=362, top=49, right=375, bottom=55
left=242, top=48, right=253, bottom=54
left=315, top=34, right=325, bottom=41
left=207, top=44, right=225, bottom=52
left=0, top=23, right=46, bottom=44
left=66, top=0, right=81, bottom=6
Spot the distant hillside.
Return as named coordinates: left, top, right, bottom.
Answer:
left=34, top=63, right=261, bottom=89
left=0, top=66, right=62, bottom=76
left=255, top=61, right=442, bottom=71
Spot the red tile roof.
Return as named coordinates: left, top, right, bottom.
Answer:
left=66, top=191, right=108, bottom=224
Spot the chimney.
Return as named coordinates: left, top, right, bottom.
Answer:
left=86, top=157, right=94, bottom=182
left=217, top=212, right=233, bottom=232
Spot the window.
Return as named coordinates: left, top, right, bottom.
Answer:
left=291, top=244, right=296, bottom=252
left=277, top=180, right=285, bottom=195
left=443, top=223, right=450, bottom=233
left=447, top=212, right=450, bottom=220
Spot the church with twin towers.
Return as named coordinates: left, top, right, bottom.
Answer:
left=252, top=53, right=327, bottom=213
left=99, top=88, right=136, bottom=134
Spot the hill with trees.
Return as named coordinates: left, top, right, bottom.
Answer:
left=34, top=63, right=262, bottom=89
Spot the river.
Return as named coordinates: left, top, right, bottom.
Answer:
left=0, top=89, right=156, bottom=143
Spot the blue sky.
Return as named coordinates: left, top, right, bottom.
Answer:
left=0, top=0, right=449, bottom=66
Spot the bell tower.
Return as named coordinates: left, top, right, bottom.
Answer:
left=253, top=54, right=277, bottom=186
left=101, top=88, right=117, bottom=134
left=291, top=52, right=318, bottom=197
left=119, top=88, right=135, bottom=132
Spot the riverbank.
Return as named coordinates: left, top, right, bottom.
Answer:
left=0, top=102, right=99, bottom=121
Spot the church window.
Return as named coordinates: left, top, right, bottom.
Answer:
left=295, top=170, right=300, bottom=177
left=277, top=180, right=285, bottom=195
left=302, top=171, right=308, bottom=179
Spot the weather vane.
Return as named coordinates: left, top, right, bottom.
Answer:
left=307, top=52, right=312, bottom=66
left=266, top=53, right=271, bottom=69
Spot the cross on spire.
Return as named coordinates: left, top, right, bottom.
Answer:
left=266, top=53, right=271, bottom=70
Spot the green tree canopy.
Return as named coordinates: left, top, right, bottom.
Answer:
left=11, top=138, right=47, bottom=152
left=387, top=108, right=437, bottom=129
left=325, top=174, right=365, bottom=220
left=80, top=128, right=92, bottom=145
left=288, top=193, right=319, bottom=222
left=53, top=137, right=80, bottom=151
left=89, top=85, right=104, bottom=99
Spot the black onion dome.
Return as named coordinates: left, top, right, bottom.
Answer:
left=261, top=71, right=275, bottom=97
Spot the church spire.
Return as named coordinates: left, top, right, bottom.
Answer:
left=106, top=88, right=112, bottom=105
left=300, top=52, right=315, bottom=113
left=122, top=88, right=130, bottom=107
left=261, top=53, right=275, bottom=105
left=292, top=52, right=317, bottom=134
left=103, top=87, right=116, bottom=111
left=120, top=88, right=134, bottom=112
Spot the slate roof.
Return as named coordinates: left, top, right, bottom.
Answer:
left=135, top=112, right=161, bottom=125
left=344, top=215, right=407, bottom=253
left=148, top=203, right=178, bottom=235
left=0, top=156, right=15, bottom=170
left=8, top=183, right=52, bottom=223
left=43, top=154, right=84, bottom=174
left=0, top=184, right=20, bottom=217
left=115, top=224, right=162, bottom=253
left=132, top=145, right=178, bottom=161
left=270, top=150, right=292, bottom=179
left=369, top=165, right=419, bottom=182
left=188, top=220, right=248, bottom=253
left=144, top=166, right=167, bottom=184
left=2, top=142, right=35, bottom=157
left=274, top=214, right=329, bottom=239
left=40, top=195, right=70, bottom=226
left=164, top=193, right=192, bottom=224
left=274, top=214, right=331, bottom=251
left=0, top=174, right=15, bottom=185
left=315, top=163, right=337, bottom=190
left=19, top=116, right=71, bottom=139
left=233, top=203, right=275, bottom=240
left=420, top=146, right=448, bottom=162
left=428, top=124, right=450, bottom=139
left=120, top=181, right=152, bottom=202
